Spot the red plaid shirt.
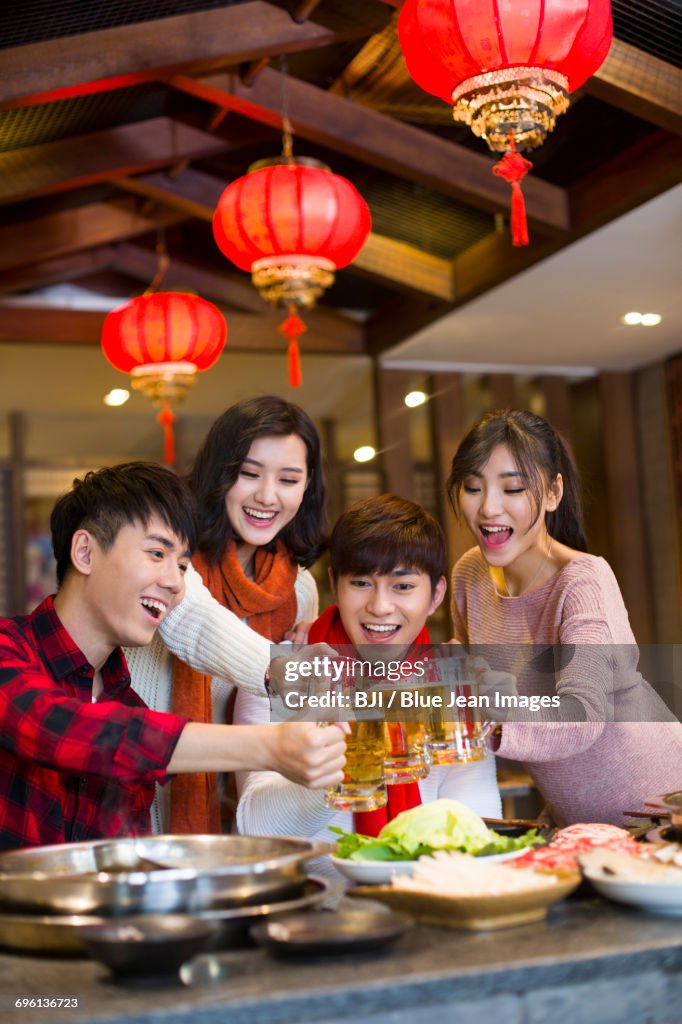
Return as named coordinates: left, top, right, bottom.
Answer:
left=0, top=597, right=187, bottom=849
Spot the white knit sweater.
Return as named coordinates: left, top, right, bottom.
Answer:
left=124, top=561, right=318, bottom=832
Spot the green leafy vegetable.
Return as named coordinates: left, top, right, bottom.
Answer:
left=330, top=799, right=543, bottom=861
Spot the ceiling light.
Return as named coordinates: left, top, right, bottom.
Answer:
left=621, top=312, right=642, bottom=325
left=640, top=313, right=662, bottom=327
left=103, top=388, right=130, bottom=407
left=404, top=390, right=428, bottom=408
left=354, top=445, right=376, bottom=463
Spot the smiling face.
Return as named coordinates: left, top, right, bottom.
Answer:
left=458, top=443, right=561, bottom=571
left=63, top=514, right=190, bottom=666
left=225, top=434, right=308, bottom=564
left=333, top=568, right=446, bottom=652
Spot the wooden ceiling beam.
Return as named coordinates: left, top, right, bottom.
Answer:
left=113, top=168, right=453, bottom=300
left=112, top=243, right=365, bottom=350
left=0, top=199, right=185, bottom=273
left=0, top=2, right=381, bottom=109
left=587, top=39, right=682, bottom=136
left=365, top=230, right=557, bottom=356
left=0, top=119, right=227, bottom=205
left=353, top=234, right=454, bottom=301
left=0, top=248, right=117, bottom=296
left=170, top=68, right=571, bottom=232
left=0, top=304, right=364, bottom=354
left=569, top=130, right=682, bottom=232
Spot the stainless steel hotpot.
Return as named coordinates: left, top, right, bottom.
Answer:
left=0, top=834, right=327, bottom=915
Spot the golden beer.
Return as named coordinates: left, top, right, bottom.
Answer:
left=421, top=658, right=486, bottom=765
left=325, top=717, right=387, bottom=811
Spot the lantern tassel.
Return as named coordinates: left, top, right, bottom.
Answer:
left=157, top=403, right=176, bottom=466
left=278, top=307, right=307, bottom=388
left=492, top=134, right=533, bottom=247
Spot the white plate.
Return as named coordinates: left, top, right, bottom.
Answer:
left=582, top=874, right=682, bottom=916
left=330, top=846, right=526, bottom=885
left=330, top=856, right=417, bottom=885
left=580, top=848, right=682, bottom=916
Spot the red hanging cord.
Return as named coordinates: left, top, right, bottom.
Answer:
left=157, top=403, right=176, bottom=465
left=278, top=307, right=307, bottom=388
left=492, top=134, right=533, bottom=247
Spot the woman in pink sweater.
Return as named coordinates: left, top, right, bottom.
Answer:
left=447, top=409, right=681, bottom=826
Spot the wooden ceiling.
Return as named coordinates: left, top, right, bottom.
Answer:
left=0, top=0, right=680, bottom=365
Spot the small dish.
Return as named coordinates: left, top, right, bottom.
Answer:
left=330, top=846, right=527, bottom=885
left=79, top=914, right=219, bottom=975
left=250, top=908, right=413, bottom=954
left=329, top=856, right=416, bottom=886
left=580, top=848, right=682, bottom=917
left=346, top=872, right=580, bottom=930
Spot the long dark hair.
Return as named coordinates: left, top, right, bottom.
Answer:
left=189, top=395, right=326, bottom=567
left=446, top=409, right=587, bottom=551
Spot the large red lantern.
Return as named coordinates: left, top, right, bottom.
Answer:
left=213, top=153, right=371, bottom=387
left=398, top=0, right=612, bottom=244
left=102, top=292, right=227, bottom=464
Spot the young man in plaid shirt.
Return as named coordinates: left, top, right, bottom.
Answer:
left=0, top=462, right=345, bottom=849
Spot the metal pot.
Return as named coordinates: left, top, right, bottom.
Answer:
left=0, top=835, right=327, bottom=916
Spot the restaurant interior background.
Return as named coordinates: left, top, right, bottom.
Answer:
left=0, top=0, right=680, bottom=652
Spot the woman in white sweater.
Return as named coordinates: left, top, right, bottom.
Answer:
left=127, top=396, right=326, bottom=832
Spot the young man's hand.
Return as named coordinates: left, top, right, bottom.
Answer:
left=267, top=643, right=339, bottom=699
left=268, top=721, right=348, bottom=788
left=283, top=621, right=313, bottom=644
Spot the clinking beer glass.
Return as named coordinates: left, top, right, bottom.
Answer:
left=421, top=654, right=486, bottom=765
left=324, top=665, right=387, bottom=812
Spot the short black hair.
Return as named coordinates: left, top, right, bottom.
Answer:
left=51, top=462, right=198, bottom=586
left=329, top=494, right=447, bottom=593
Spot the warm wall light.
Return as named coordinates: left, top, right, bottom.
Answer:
left=621, top=311, right=662, bottom=327
left=404, top=390, right=427, bottom=408
left=354, top=445, right=376, bottom=463
left=103, top=388, right=130, bottom=407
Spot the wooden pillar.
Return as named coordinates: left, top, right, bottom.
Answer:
left=598, top=372, right=655, bottom=642
left=428, top=372, right=473, bottom=570
left=539, top=375, right=572, bottom=442
left=9, top=412, right=26, bottom=614
left=320, top=417, right=344, bottom=526
left=373, top=366, right=416, bottom=500
left=488, top=374, right=517, bottom=411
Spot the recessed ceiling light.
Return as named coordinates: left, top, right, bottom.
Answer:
left=104, top=388, right=130, bottom=407
left=404, top=390, right=428, bottom=408
left=622, top=312, right=642, bottom=326
left=640, top=313, right=662, bottom=327
left=353, top=445, right=376, bottom=463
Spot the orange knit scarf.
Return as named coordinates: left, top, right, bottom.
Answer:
left=169, top=539, right=298, bottom=834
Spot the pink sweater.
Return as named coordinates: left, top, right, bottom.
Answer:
left=451, top=548, right=682, bottom=825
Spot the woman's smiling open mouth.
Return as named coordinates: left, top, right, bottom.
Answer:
left=479, top=524, right=514, bottom=549
left=243, top=506, right=278, bottom=528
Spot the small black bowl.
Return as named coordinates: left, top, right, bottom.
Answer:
left=79, top=914, right=219, bottom=976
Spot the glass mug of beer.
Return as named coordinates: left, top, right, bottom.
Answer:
left=369, top=680, right=430, bottom=783
left=421, top=655, right=486, bottom=765
left=324, top=711, right=387, bottom=812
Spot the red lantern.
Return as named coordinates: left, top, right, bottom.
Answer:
left=102, top=292, right=227, bottom=464
left=213, top=156, right=371, bottom=386
left=398, top=0, right=612, bottom=244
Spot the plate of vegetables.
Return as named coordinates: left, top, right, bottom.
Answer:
left=329, top=800, right=543, bottom=885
